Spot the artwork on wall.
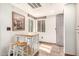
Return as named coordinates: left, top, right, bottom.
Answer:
left=12, top=12, right=25, bottom=31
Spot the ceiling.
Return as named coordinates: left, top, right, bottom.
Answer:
left=11, top=3, right=64, bottom=17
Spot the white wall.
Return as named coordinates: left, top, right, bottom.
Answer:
left=0, top=4, right=28, bottom=56
left=65, top=4, right=76, bottom=55
left=37, top=15, right=56, bottom=43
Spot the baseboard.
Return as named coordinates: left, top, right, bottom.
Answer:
left=65, top=51, right=76, bottom=56
left=65, top=53, right=75, bottom=56
left=57, top=44, right=64, bottom=47
left=39, top=41, right=63, bottom=47
left=39, top=41, right=56, bottom=45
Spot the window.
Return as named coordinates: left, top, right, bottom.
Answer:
left=37, top=20, right=45, bottom=32
left=28, top=19, right=33, bottom=32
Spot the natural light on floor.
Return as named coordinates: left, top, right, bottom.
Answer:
left=39, top=44, right=52, bottom=53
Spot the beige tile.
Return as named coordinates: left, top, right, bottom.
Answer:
left=39, top=43, right=64, bottom=56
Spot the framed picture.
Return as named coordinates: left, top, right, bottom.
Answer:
left=12, top=12, right=25, bottom=31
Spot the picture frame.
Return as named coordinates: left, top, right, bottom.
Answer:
left=12, top=12, right=25, bottom=31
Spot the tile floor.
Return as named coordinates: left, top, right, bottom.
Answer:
left=39, top=42, right=64, bottom=56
